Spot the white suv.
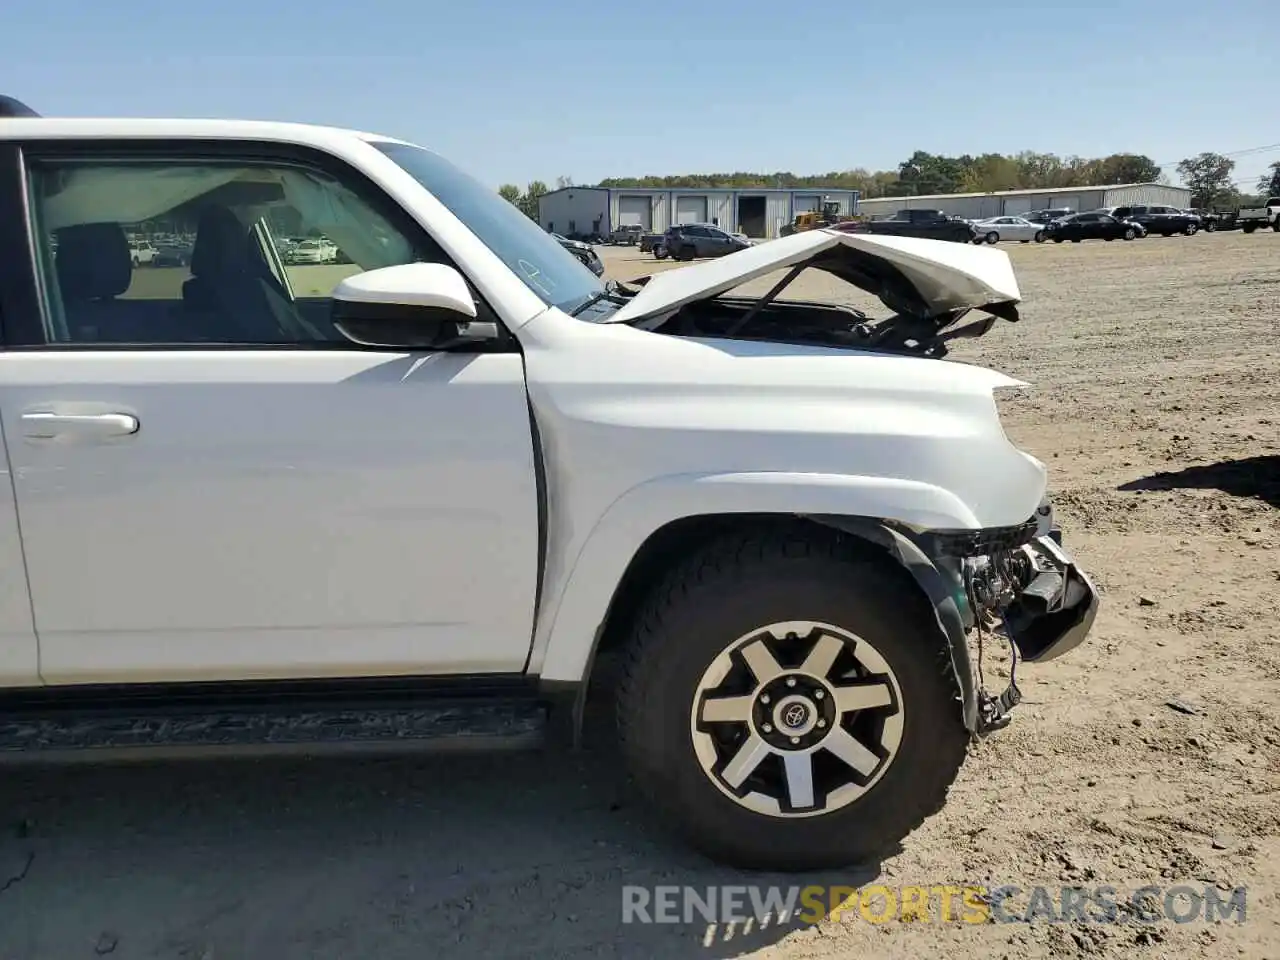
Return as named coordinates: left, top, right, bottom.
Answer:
left=127, top=238, right=156, bottom=266
left=0, top=98, right=1097, bottom=871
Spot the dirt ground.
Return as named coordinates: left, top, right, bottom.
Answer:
left=1, top=232, right=1277, bottom=959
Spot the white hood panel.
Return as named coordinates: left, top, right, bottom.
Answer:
left=606, top=229, right=1021, bottom=326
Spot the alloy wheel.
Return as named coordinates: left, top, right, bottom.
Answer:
left=689, top=621, right=904, bottom=818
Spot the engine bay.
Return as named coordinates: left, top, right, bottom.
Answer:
left=650, top=293, right=1002, bottom=359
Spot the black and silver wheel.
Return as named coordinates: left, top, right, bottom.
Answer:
left=1205, top=220, right=1217, bottom=232
left=1034, top=230, right=1046, bottom=243
left=1124, top=227, right=1137, bottom=240
left=1184, top=222, right=1198, bottom=236
left=616, top=529, right=968, bottom=871
left=653, top=245, right=668, bottom=260
left=985, top=231, right=999, bottom=244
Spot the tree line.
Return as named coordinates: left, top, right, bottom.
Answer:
left=497, top=155, right=1280, bottom=219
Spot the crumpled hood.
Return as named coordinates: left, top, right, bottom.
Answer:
left=605, top=228, right=1022, bottom=326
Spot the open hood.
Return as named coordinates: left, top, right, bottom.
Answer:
left=604, top=229, right=1022, bottom=326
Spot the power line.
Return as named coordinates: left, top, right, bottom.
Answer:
left=1157, top=142, right=1280, bottom=168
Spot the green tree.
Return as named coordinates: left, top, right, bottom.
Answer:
left=959, top=154, right=1025, bottom=192
left=497, top=184, right=521, bottom=204
left=896, top=151, right=972, bottom=194
left=518, top=180, right=548, bottom=221
left=1176, top=152, right=1236, bottom=208
left=1097, top=153, right=1161, bottom=184
left=1258, top=161, right=1280, bottom=198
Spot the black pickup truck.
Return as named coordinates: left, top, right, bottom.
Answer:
left=835, top=209, right=977, bottom=243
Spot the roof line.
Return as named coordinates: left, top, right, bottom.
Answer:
left=539, top=185, right=860, bottom=198
left=856, top=182, right=1188, bottom=202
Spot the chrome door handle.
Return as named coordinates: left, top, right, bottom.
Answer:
left=22, top=411, right=140, bottom=439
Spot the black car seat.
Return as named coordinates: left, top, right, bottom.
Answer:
left=182, top=204, right=299, bottom=342
left=52, top=223, right=139, bottom=342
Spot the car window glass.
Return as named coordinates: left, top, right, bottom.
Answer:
left=25, top=157, right=430, bottom=346
left=687, top=226, right=710, bottom=237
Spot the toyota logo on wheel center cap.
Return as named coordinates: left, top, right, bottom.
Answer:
left=782, top=703, right=809, bottom=728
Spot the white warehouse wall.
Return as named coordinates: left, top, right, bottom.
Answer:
left=538, top=188, right=609, bottom=236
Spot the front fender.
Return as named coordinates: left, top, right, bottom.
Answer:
left=530, top=470, right=981, bottom=684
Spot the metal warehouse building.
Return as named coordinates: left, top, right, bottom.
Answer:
left=538, top=186, right=859, bottom=240
left=855, top=182, right=1192, bottom=220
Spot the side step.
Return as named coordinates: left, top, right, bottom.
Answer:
left=0, top=676, right=549, bottom=763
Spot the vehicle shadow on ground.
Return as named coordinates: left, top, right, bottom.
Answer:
left=0, top=704, right=882, bottom=959
left=1118, top=455, right=1280, bottom=509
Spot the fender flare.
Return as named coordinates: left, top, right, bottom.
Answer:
left=530, top=471, right=982, bottom=738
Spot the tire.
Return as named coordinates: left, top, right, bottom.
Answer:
left=1034, top=231, right=1045, bottom=243
left=616, top=527, right=968, bottom=872
left=1273, top=221, right=1280, bottom=232
left=1243, top=224, right=1257, bottom=234
left=1124, top=228, right=1137, bottom=240
left=654, top=245, right=668, bottom=260
left=1205, top=221, right=1217, bottom=232
left=985, top=231, right=999, bottom=244
left=1053, top=238, right=1063, bottom=243
left=1184, top=223, right=1198, bottom=236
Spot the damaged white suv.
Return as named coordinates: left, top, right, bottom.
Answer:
left=0, top=99, right=1097, bottom=871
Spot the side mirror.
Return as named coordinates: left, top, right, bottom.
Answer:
left=330, top=263, right=498, bottom=349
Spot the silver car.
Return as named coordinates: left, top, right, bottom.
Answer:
left=971, top=216, right=1047, bottom=244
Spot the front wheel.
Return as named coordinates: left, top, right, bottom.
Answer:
left=616, top=529, right=968, bottom=871
left=1124, top=228, right=1137, bottom=240
left=653, top=245, right=668, bottom=260
left=1034, top=231, right=1046, bottom=243
left=1243, top=224, right=1257, bottom=234
left=985, top=231, right=999, bottom=244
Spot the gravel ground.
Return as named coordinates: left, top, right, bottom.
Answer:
left=1, top=232, right=1277, bottom=960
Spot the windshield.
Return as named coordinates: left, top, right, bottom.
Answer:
left=372, top=141, right=604, bottom=313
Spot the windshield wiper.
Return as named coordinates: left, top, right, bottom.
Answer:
left=569, top=279, right=630, bottom=316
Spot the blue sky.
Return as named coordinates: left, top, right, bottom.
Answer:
left=4, top=0, right=1276, bottom=190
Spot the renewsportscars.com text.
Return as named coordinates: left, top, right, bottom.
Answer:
left=621, top=883, right=1247, bottom=925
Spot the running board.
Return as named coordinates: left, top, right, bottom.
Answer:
left=0, top=677, right=548, bottom=762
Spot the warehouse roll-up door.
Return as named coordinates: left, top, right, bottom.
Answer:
left=1052, top=195, right=1080, bottom=213
left=793, top=195, right=821, bottom=213
left=675, top=195, right=708, bottom=225
left=618, top=196, right=652, bottom=230
left=1003, top=196, right=1034, bottom=216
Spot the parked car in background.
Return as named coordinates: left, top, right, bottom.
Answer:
left=127, top=239, right=157, bottom=266
left=1045, top=212, right=1144, bottom=243
left=1189, top=208, right=1236, bottom=232
left=610, top=224, right=644, bottom=245
left=286, top=238, right=334, bottom=264
left=1023, top=208, right=1075, bottom=225
left=553, top=233, right=604, bottom=276
left=1236, top=198, right=1280, bottom=233
left=971, top=216, right=1047, bottom=244
left=836, top=209, right=976, bottom=243
left=1101, top=205, right=1200, bottom=237
left=661, top=222, right=752, bottom=261
left=151, top=242, right=193, bottom=267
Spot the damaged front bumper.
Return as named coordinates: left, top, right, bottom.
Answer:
left=1001, top=535, right=1099, bottom=664
left=920, top=500, right=1099, bottom=734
